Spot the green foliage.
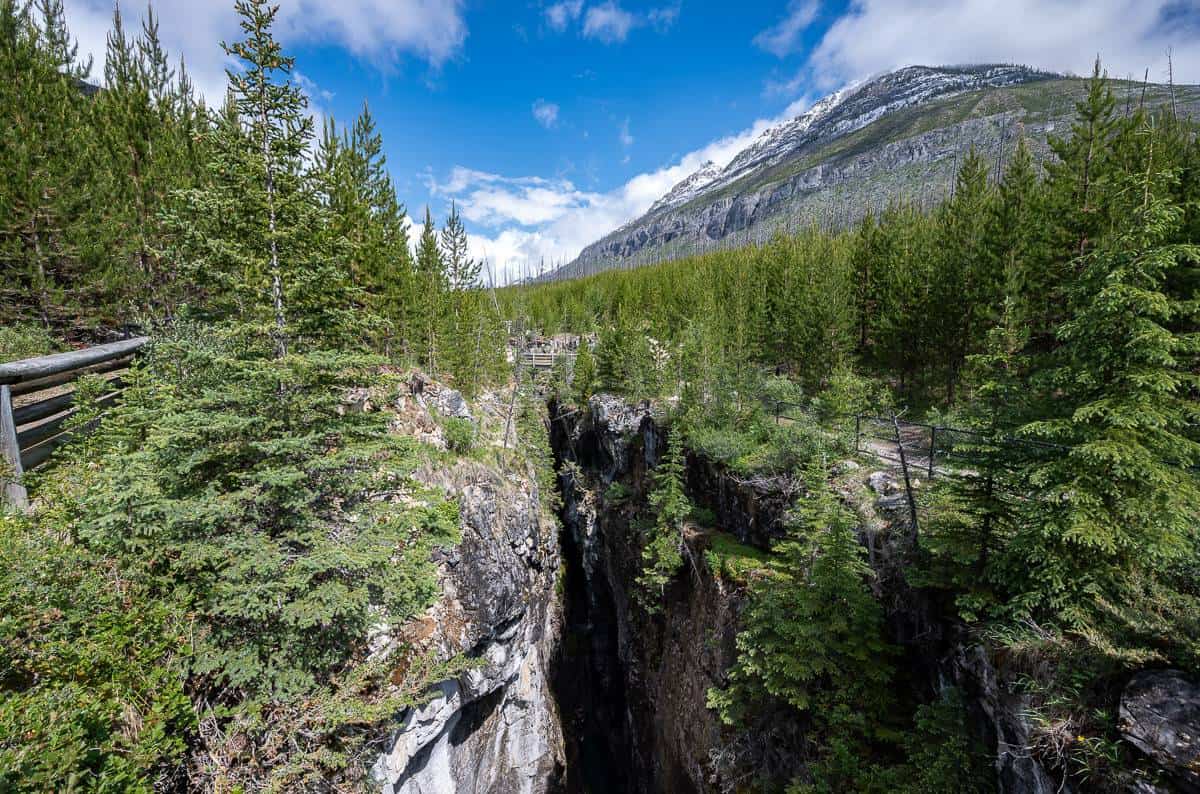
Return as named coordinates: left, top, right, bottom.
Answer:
left=892, top=688, right=995, bottom=794
left=442, top=416, right=476, bottom=454
left=0, top=510, right=192, bottom=792
left=0, top=0, right=514, bottom=787
left=790, top=688, right=995, bottom=794
left=709, top=462, right=903, bottom=790
left=2, top=324, right=466, bottom=787
left=0, top=0, right=507, bottom=392
left=603, top=480, right=632, bottom=503
left=571, top=342, right=598, bottom=406
left=709, top=462, right=893, bottom=724
left=78, top=329, right=459, bottom=699
left=703, top=532, right=770, bottom=585
left=637, top=430, right=691, bottom=609
left=0, top=322, right=61, bottom=360
left=516, top=385, right=560, bottom=514
left=1002, top=136, right=1200, bottom=654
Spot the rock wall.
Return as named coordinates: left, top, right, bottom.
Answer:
left=551, top=396, right=742, bottom=793
left=371, top=384, right=565, bottom=794
left=549, top=395, right=1066, bottom=794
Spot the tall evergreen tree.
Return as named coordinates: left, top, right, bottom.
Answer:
left=0, top=0, right=90, bottom=326
left=933, top=147, right=996, bottom=401
left=414, top=207, right=445, bottom=371
left=1017, top=146, right=1200, bottom=631
left=161, top=0, right=355, bottom=350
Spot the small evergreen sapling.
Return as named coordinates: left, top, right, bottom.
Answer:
left=637, top=429, right=690, bottom=608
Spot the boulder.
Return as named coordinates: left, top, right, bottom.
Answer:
left=430, top=385, right=473, bottom=421
left=1120, top=670, right=1200, bottom=792
left=868, top=470, right=897, bottom=495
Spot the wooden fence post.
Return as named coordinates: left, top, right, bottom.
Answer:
left=928, top=426, right=937, bottom=479
left=1, top=385, right=29, bottom=510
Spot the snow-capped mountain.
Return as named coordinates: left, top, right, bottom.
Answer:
left=546, top=64, right=1199, bottom=280
left=649, top=160, right=723, bottom=214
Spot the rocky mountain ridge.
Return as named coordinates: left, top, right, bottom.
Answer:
left=548, top=64, right=1200, bottom=280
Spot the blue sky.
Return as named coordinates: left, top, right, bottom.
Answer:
left=62, top=0, right=1200, bottom=282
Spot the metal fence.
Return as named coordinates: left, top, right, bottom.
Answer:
left=770, top=400, right=1065, bottom=481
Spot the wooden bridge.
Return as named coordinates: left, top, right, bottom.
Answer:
left=1, top=337, right=147, bottom=509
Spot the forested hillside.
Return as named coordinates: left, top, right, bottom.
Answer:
left=0, top=0, right=504, bottom=386
left=553, top=64, right=1200, bottom=279
left=3, top=0, right=1199, bottom=789
left=509, top=66, right=1200, bottom=791
left=0, top=1, right=520, bottom=789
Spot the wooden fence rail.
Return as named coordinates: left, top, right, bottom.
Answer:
left=1, top=336, right=148, bottom=510
left=521, top=351, right=569, bottom=370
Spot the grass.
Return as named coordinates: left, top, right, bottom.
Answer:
left=704, top=531, right=771, bottom=585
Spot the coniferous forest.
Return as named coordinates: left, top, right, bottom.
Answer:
left=1, top=0, right=1199, bottom=792
left=1, top=1, right=509, bottom=789
left=507, top=63, right=1200, bottom=792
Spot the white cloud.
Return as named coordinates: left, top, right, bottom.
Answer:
left=806, top=0, right=1200, bottom=89
left=62, top=0, right=468, bottom=103
left=583, top=1, right=637, bottom=43
left=438, top=96, right=815, bottom=284
left=544, top=0, right=583, bottom=32
left=532, top=98, right=560, bottom=129
left=618, top=117, right=634, bottom=147
left=647, top=3, right=681, bottom=33
left=753, top=0, right=819, bottom=57
left=545, top=1, right=679, bottom=44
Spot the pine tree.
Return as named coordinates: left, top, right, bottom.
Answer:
left=89, top=4, right=176, bottom=309
left=414, top=207, right=445, bottom=371
left=932, top=147, right=995, bottom=401
left=1017, top=144, right=1200, bottom=629
left=709, top=462, right=894, bottom=789
left=572, top=340, right=598, bottom=406
left=0, top=0, right=91, bottom=326
left=989, top=135, right=1046, bottom=335
left=440, top=202, right=488, bottom=390
left=1030, top=59, right=1121, bottom=351
left=161, top=0, right=355, bottom=350
left=925, top=300, right=1028, bottom=610
left=637, top=429, right=690, bottom=607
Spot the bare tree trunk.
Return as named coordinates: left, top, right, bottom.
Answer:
left=261, top=88, right=286, bottom=358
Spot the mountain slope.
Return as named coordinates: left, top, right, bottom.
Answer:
left=549, top=64, right=1200, bottom=280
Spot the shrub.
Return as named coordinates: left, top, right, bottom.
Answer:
left=0, top=323, right=61, bottom=361
left=442, top=417, right=477, bottom=454
left=0, top=510, right=192, bottom=792
left=604, top=481, right=632, bottom=503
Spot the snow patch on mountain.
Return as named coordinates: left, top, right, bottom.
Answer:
left=649, top=160, right=723, bottom=213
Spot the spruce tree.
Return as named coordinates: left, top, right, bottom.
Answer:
left=932, top=147, right=995, bottom=401
left=637, top=429, right=690, bottom=607
left=161, top=0, right=355, bottom=349
left=572, top=340, right=598, bottom=406
left=1018, top=146, right=1200, bottom=630
left=0, top=0, right=90, bottom=326
left=440, top=202, right=487, bottom=390
left=709, top=462, right=894, bottom=789
left=1030, top=59, right=1121, bottom=352
left=988, top=135, right=1045, bottom=334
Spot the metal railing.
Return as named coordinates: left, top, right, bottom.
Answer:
left=1, top=336, right=147, bottom=509
left=770, top=399, right=1066, bottom=481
